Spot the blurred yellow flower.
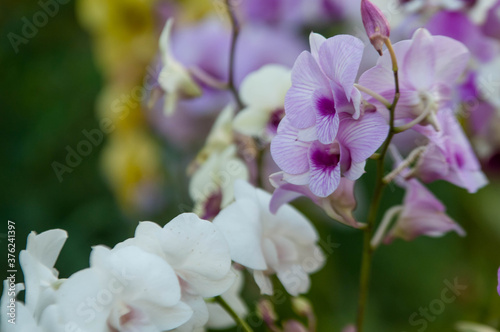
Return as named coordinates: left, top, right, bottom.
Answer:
left=77, top=0, right=158, bottom=81
left=77, top=0, right=167, bottom=215
left=101, top=128, right=164, bottom=214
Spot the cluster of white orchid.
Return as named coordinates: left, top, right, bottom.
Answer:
left=1, top=181, right=324, bottom=332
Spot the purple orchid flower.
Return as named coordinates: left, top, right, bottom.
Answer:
left=412, top=109, right=488, bottom=193
left=170, top=17, right=305, bottom=115
left=457, top=71, right=497, bottom=137
left=236, top=0, right=307, bottom=27
left=285, top=33, right=365, bottom=144
left=271, top=110, right=388, bottom=198
left=146, top=17, right=305, bottom=146
left=426, top=10, right=499, bottom=63
left=270, top=33, right=388, bottom=201
left=358, top=28, right=470, bottom=131
left=236, top=0, right=356, bottom=28
left=483, top=0, right=500, bottom=41
left=384, top=178, right=466, bottom=244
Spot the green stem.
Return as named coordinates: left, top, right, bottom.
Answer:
left=355, top=152, right=387, bottom=331
left=225, top=0, right=244, bottom=110
left=356, top=39, right=400, bottom=332
left=215, top=296, right=253, bottom=332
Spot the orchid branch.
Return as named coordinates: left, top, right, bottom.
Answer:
left=354, top=84, right=391, bottom=108
left=356, top=38, right=400, bottom=332
left=370, top=205, right=403, bottom=249
left=215, top=296, right=253, bottom=332
left=189, top=66, right=228, bottom=90
left=382, top=146, right=426, bottom=184
left=225, top=0, right=244, bottom=110
left=393, top=106, right=432, bottom=133
left=385, top=39, right=400, bottom=100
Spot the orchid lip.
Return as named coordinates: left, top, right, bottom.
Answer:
left=315, top=96, right=336, bottom=117
left=310, top=142, right=341, bottom=171
left=267, top=108, right=285, bottom=136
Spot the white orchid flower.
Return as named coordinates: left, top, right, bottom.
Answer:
left=158, top=18, right=201, bottom=115
left=233, top=65, right=291, bottom=141
left=190, top=106, right=250, bottom=219
left=57, top=245, right=193, bottom=332
left=214, top=180, right=325, bottom=296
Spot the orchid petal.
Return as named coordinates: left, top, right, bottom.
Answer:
left=403, top=28, right=436, bottom=90
left=337, top=112, right=389, bottom=163
left=271, top=117, right=311, bottom=174
left=433, top=36, right=470, bottom=83
left=253, top=270, right=273, bottom=295
left=309, top=32, right=326, bottom=62
left=313, top=88, right=339, bottom=144
left=309, top=158, right=341, bottom=197
left=285, top=51, right=329, bottom=128
left=213, top=199, right=267, bottom=270
left=240, top=64, right=291, bottom=110
left=318, top=35, right=364, bottom=97
left=159, top=213, right=233, bottom=292
left=233, top=106, right=271, bottom=137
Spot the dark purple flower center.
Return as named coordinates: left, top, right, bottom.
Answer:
left=315, top=96, right=336, bottom=117
left=487, top=151, right=500, bottom=171
left=311, top=145, right=340, bottom=170
left=201, top=190, right=223, bottom=220
left=454, top=151, right=466, bottom=169
left=267, top=108, right=285, bottom=135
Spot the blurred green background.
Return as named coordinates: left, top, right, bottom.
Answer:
left=0, top=1, right=133, bottom=275
left=1, top=1, right=500, bottom=331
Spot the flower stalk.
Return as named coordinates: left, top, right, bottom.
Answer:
left=215, top=295, right=253, bottom=332
left=370, top=206, right=403, bottom=249
left=382, top=146, right=426, bottom=184
left=225, top=0, right=244, bottom=110
left=189, top=66, right=229, bottom=90
left=354, top=83, right=391, bottom=107
left=393, top=106, right=433, bottom=133
left=356, top=39, right=400, bottom=332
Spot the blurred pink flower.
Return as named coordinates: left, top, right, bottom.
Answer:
left=384, top=179, right=466, bottom=243
left=413, top=109, right=488, bottom=193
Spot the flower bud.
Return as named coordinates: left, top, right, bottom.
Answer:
left=361, top=0, right=390, bottom=55
left=283, top=320, right=308, bottom=332
left=342, top=325, right=357, bottom=332
left=291, top=297, right=313, bottom=317
left=257, top=299, right=277, bottom=326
